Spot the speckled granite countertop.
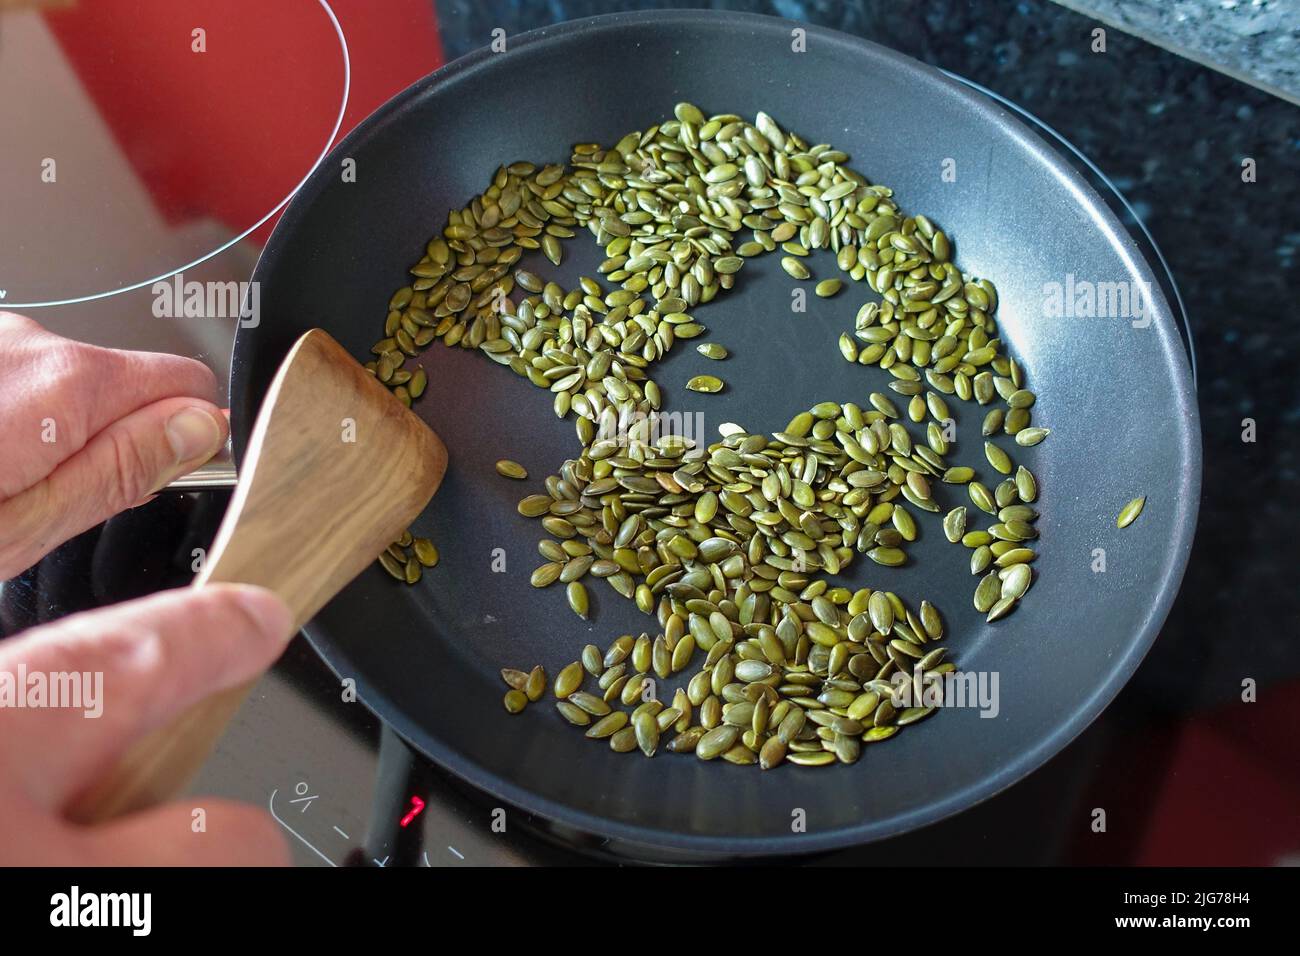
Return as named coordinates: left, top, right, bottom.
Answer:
left=1052, top=0, right=1300, bottom=104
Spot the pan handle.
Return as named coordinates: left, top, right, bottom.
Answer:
left=163, top=441, right=238, bottom=490
left=348, top=727, right=431, bottom=867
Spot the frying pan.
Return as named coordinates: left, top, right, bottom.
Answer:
left=229, top=10, right=1200, bottom=861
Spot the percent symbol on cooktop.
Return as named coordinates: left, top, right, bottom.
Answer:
left=289, top=781, right=319, bottom=812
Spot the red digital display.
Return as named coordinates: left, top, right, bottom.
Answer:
left=399, top=796, right=425, bottom=828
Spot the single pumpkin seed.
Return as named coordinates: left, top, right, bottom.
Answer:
left=495, top=459, right=528, bottom=479
left=1117, top=496, right=1146, bottom=528
left=685, top=374, right=725, bottom=393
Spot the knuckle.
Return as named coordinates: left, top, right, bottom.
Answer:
left=0, top=311, right=43, bottom=336
left=37, top=343, right=118, bottom=441
left=41, top=338, right=97, bottom=382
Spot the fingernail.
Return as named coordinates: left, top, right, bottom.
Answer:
left=166, top=407, right=223, bottom=464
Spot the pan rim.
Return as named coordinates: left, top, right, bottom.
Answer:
left=237, top=8, right=1202, bottom=858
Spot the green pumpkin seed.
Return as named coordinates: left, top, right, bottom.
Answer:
left=986, top=596, right=1017, bottom=622
left=685, top=375, right=724, bottom=393
left=696, top=726, right=740, bottom=760
left=412, top=537, right=439, bottom=567
left=759, top=736, right=788, bottom=769
left=495, top=459, right=528, bottom=479
left=787, top=751, right=835, bottom=767
left=1015, top=465, right=1038, bottom=503
left=569, top=691, right=611, bottom=717
left=554, top=661, right=583, bottom=698
left=974, top=572, right=1001, bottom=613
left=1001, top=563, right=1033, bottom=601
left=969, top=481, right=997, bottom=514
left=566, top=581, right=590, bottom=619
left=984, top=441, right=1012, bottom=474
left=530, top=562, right=562, bottom=588
left=943, top=506, right=967, bottom=543
left=781, top=257, right=810, bottom=280
left=609, top=726, right=638, bottom=752
left=585, top=711, right=628, bottom=739
left=867, top=547, right=906, bottom=567
left=517, top=495, right=553, bottom=518
left=633, top=711, right=661, bottom=756
left=524, top=666, right=546, bottom=702
left=555, top=701, right=591, bottom=726
left=1117, top=496, right=1146, bottom=528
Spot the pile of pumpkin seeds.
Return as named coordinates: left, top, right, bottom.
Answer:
left=500, top=576, right=949, bottom=767
left=377, top=531, right=439, bottom=585
left=362, top=103, right=1053, bottom=768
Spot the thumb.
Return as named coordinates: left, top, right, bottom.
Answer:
left=0, top=398, right=227, bottom=577
left=79, top=799, right=291, bottom=867
left=0, top=584, right=294, bottom=811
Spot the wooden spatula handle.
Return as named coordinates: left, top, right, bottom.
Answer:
left=66, top=330, right=446, bottom=824
left=65, top=556, right=302, bottom=824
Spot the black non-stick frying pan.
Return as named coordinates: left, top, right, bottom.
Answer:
left=230, top=10, right=1200, bottom=861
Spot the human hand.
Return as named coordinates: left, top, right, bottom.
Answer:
left=0, top=312, right=229, bottom=579
left=0, top=313, right=290, bottom=865
left=0, top=584, right=294, bottom=865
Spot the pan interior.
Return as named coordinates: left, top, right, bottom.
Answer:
left=236, top=12, right=1199, bottom=857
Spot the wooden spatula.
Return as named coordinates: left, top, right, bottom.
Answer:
left=68, top=329, right=447, bottom=823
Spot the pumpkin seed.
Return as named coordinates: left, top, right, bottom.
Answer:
left=943, top=506, right=967, bottom=543
left=495, top=459, right=528, bottom=479
left=556, top=701, right=591, bottom=726
left=554, top=661, right=583, bottom=698
left=524, top=666, right=546, bottom=702
left=696, top=726, right=740, bottom=760
left=686, top=375, right=725, bottom=393
left=1117, top=496, right=1146, bottom=528
left=568, top=691, right=610, bottom=717
left=984, top=441, right=1012, bottom=474
left=634, top=711, right=661, bottom=756
left=609, top=726, right=638, bottom=752
left=1015, top=465, right=1038, bottom=503
left=585, top=711, right=628, bottom=739
left=781, top=257, right=810, bottom=280
left=566, top=581, right=590, bottom=619
left=412, top=538, right=439, bottom=567
left=1015, top=427, right=1050, bottom=447
left=788, top=751, right=835, bottom=767
left=530, top=563, right=562, bottom=588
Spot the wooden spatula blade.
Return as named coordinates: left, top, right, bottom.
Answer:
left=201, top=329, right=446, bottom=628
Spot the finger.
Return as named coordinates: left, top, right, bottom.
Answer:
left=0, top=313, right=218, bottom=498
left=78, top=799, right=291, bottom=866
left=0, top=397, right=227, bottom=577
left=0, top=585, right=293, bottom=810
